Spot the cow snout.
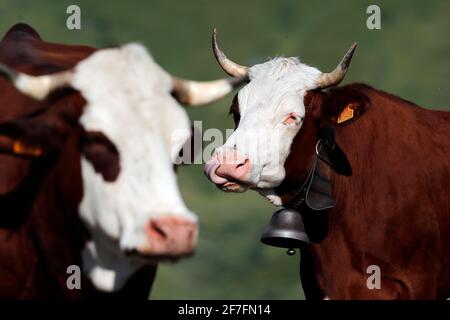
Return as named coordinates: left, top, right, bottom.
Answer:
left=204, top=150, right=250, bottom=186
left=142, top=216, right=198, bottom=258
left=216, top=158, right=249, bottom=181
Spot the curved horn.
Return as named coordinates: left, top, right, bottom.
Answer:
left=212, top=28, right=249, bottom=78
left=315, top=43, right=357, bottom=89
left=0, top=64, right=73, bottom=100
left=172, top=76, right=245, bottom=107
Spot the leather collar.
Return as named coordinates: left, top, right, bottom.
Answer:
left=284, top=125, right=351, bottom=211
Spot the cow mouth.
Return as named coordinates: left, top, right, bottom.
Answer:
left=124, top=249, right=195, bottom=262
left=204, top=159, right=227, bottom=184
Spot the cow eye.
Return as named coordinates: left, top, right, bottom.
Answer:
left=282, top=113, right=302, bottom=125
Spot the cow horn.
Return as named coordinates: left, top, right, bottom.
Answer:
left=172, top=76, right=245, bottom=107
left=0, top=63, right=73, bottom=100
left=315, top=43, right=357, bottom=89
left=212, top=28, right=249, bottom=78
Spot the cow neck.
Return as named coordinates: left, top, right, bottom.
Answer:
left=275, top=117, right=318, bottom=202
left=283, top=124, right=337, bottom=211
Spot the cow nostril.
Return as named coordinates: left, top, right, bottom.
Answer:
left=236, top=159, right=249, bottom=169
left=149, top=221, right=168, bottom=240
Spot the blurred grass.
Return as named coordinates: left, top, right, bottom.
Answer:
left=0, top=0, right=448, bottom=299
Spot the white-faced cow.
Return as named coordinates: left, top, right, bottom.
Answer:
left=204, top=29, right=450, bottom=299
left=0, top=24, right=241, bottom=299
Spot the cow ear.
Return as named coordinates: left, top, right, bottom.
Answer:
left=80, top=131, right=120, bottom=182
left=0, top=117, right=68, bottom=157
left=0, top=90, right=84, bottom=157
left=304, top=87, right=370, bottom=125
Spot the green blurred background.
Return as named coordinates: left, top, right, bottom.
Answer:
left=0, top=0, right=448, bottom=299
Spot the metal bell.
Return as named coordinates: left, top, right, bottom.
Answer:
left=260, top=208, right=310, bottom=250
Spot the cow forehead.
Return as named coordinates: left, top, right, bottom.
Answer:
left=71, top=43, right=191, bottom=157
left=249, top=57, right=321, bottom=85
left=238, top=57, right=322, bottom=114
left=237, top=82, right=306, bottom=121
left=74, top=43, right=173, bottom=92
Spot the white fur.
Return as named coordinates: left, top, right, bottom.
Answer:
left=68, top=44, right=196, bottom=291
left=256, top=188, right=283, bottom=206
left=214, top=57, right=322, bottom=196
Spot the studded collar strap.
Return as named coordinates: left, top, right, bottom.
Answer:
left=284, top=125, right=350, bottom=211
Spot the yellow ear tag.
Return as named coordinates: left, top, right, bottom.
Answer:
left=337, top=103, right=356, bottom=123
left=13, top=141, right=43, bottom=157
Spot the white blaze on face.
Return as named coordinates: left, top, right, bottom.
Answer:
left=215, top=57, right=322, bottom=190
left=70, top=44, right=195, bottom=291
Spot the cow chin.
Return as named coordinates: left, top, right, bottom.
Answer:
left=82, top=240, right=146, bottom=292
left=219, top=182, right=249, bottom=193
left=217, top=169, right=284, bottom=193
left=127, top=249, right=194, bottom=262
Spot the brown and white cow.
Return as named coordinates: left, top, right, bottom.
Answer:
left=0, top=23, right=241, bottom=299
left=204, top=29, right=450, bottom=299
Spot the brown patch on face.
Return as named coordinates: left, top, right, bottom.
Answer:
left=80, top=131, right=120, bottom=182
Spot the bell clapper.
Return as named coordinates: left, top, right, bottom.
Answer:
left=287, top=248, right=296, bottom=256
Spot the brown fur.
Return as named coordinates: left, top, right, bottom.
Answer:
left=280, top=83, right=450, bottom=299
